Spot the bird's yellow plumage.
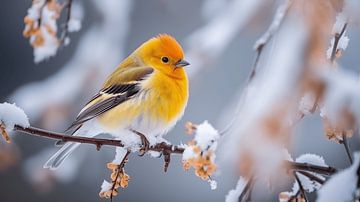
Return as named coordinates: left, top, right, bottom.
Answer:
left=45, top=34, right=190, bottom=169
left=98, top=34, right=189, bottom=128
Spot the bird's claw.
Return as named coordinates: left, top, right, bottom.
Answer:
left=138, top=135, right=150, bottom=156
left=130, top=129, right=150, bottom=156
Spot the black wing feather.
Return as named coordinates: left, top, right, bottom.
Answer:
left=65, top=83, right=140, bottom=132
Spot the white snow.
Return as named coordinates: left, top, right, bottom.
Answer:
left=194, top=121, right=220, bottom=150
left=13, top=0, right=133, bottom=120
left=24, top=0, right=83, bottom=62
left=208, top=179, right=217, bottom=190
left=186, top=0, right=267, bottom=77
left=68, top=19, right=81, bottom=32
left=293, top=154, right=327, bottom=193
left=320, top=68, right=360, bottom=125
left=298, top=92, right=316, bottom=115
left=295, top=153, right=327, bottom=167
left=182, top=145, right=197, bottom=161
left=0, top=102, right=29, bottom=131
left=26, top=0, right=46, bottom=20
left=100, top=180, right=112, bottom=192
left=182, top=121, right=219, bottom=161
left=326, top=34, right=350, bottom=60
left=67, top=1, right=83, bottom=33
left=317, top=152, right=360, bottom=202
left=326, top=8, right=350, bottom=60
left=219, top=13, right=308, bottom=182
left=225, top=177, right=247, bottom=202
left=112, top=147, right=127, bottom=164
left=253, top=0, right=292, bottom=51
left=33, top=26, right=59, bottom=63
left=25, top=1, right=60, bottom=63
left=332, top=12, right=347, bottom=35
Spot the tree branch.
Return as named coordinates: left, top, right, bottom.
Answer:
left=287, top=160, right=337, bottom=176
left=341, top=133, right=353, bottom=164
left=297, top=170, right=325, bottom=185
left=13, top=124, right=339, bottom=177
left=294, top=172, right=308, bottom=202
left=13, top=125, right=185, bottom=154
left=59, top=0, right=73, bottom=45
left=238, top=175, right=254, bottom=202
left=330, top=23, right=348, bottom=62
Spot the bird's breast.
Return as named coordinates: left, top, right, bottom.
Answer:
left=98, top=70, right=189, bottom=136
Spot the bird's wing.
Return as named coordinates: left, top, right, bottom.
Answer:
left=65, top=66, right=154, bottom=132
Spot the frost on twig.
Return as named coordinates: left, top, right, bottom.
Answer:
left=253, top=0, right=293, bottom=52
left=185, top=0, right=267, bottom=77
left=99, top=149, right=130, bottom=199
left=317, top=152, right=360, bottom=202
left=326, top=12, right=348, bottom=62
left=225, top=177, right=248, bottom=202
left=319, top=68, right=359, bottom=145
left=280, top=154, right=329, bottom=201
left=0, top=103, right=29, bottom=143
left=182, top=121, right=219, bottom=187
left=23, top=0, right=82, bottom=63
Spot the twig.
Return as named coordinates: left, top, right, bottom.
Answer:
left=287, top=160, right=337, bottom=176
left=37, top=0, right=49, bottom=27
left=250, top=0, right=293, bottom=83
left=238, top=175, right=254, bottom=202
left=14, top=125, right=124, bottom=149
left=297, top=170, right=325, bottom=185
left=357, top=163, right=360, bottom=189
left=110, top=150, right=130, bottom=201
left=219, top=0, right=293, bottom=135
left=13, top=124, right=184, bottom=154
left=341, top=133, right=353, bottom=164
left=294, top=172, right=308, bottom=202
left=13, top=124, right=338, bottom=178
left=59, top=0, right=73, bottom=45
left=247, top=47, right=263, bottom=83
left=330, top=23, right=348, bottom=62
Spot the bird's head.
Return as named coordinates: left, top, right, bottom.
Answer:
left=136, top=34, right=190, bottom=79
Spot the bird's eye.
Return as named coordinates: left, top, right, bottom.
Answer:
left=161, top=56, right=169, bottom=63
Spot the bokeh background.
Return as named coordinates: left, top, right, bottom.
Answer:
left=0, top=0, right=359, bottom=201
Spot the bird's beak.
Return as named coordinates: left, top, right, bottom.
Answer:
left=175, top=59, right=190, bottom=68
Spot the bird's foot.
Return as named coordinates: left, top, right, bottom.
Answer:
left=130, top=129, right=150, bottom=156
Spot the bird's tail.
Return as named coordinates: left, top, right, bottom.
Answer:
left=43, top=142, right=81, bottom=170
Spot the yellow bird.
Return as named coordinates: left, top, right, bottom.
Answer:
left=45, top=34, right=189, bottom=169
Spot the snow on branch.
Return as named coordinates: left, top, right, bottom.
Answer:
left=23, top=0, right=82, bottom=63
left=280, top=154, right=333, bottom=201
left=317, top=152, right=360, bottom=202
left=0, top=101, right=340, bottom=199
left=182, top=121, right=220, bottom=188
left=14, top=0, right=132, bottom=123
left=225, top=177, right=249, bottom=202
left=249, top=0, right=293, bottom=81
left=0, top=103, right=29, bottom=143
left=185, top=0, right=267, bottom=77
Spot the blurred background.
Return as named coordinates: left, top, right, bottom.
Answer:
left=0, top=0, right=359, bottom=201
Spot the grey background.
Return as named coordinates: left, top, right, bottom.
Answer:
left=0, top=1, right=359, bottom=202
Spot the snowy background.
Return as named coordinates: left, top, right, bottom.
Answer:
left=0, top=0, right=360, bottom=201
